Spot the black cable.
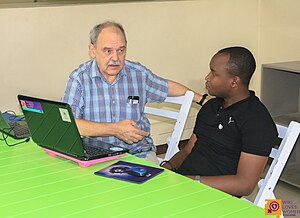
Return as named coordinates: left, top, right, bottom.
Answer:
left=0, top=128, right=30, bottom=147
left=0, top=110, right=29, bottom=146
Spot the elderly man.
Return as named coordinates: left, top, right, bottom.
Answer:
left=62, top=21, right=204, bottom=164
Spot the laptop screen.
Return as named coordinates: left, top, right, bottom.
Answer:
left=0, top=112, right=11, bottom=134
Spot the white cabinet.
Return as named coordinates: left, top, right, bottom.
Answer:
left=261, top=61, right=300, bottom=188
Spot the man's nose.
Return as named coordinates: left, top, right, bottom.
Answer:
left=205, top=72, right=211, bottom=81
left=111, top=50, right=119, bottom=61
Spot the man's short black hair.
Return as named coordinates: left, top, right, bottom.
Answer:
left=218, top=46, right=256, bottom=86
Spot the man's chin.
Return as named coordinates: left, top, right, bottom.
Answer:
left=205, top=87, right=212, bottom=95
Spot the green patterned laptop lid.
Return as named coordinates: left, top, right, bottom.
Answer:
left=17, top=95, right=87, bottom=159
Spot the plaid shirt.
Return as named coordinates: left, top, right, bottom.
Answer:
left=62, top=59, right=168, bottom=157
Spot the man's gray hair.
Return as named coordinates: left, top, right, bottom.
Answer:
left=89, top=21, right=127, bottom=46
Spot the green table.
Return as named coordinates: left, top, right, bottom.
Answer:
left=0, top=138, right=271, bottom=218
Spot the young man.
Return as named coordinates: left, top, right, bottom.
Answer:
left=62, top=21, right=203, bottom=164
left=161, top=46, right=278, bottom=197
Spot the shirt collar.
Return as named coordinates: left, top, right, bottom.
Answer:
left=91, top=59, right=101, bottom=78
left=217, top=90, right=256, bottom=111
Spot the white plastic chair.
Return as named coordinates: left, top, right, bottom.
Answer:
left=253, top=121, right=300, bottom=211
left=144, top=91, right=194, bottom=161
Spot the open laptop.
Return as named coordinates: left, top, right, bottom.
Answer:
left=17, top=95, right=128, bottom=161
left=0, top=111, right=30, bottom=139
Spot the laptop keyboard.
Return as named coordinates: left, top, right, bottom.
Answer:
left=84, top=145, right=111, bottom=157
left=8, top=122, right=30, bottom=138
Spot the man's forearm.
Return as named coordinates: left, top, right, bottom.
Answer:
left=75, top=118, right=116, bottom=137
left=188, top=174, right=255, bottom=197
left=162, top=133, right=197, bottom=170
left=167, top=80, right=203, bottom=103
left=75, top=118, right=148, bottom=144
left=162, top=149, right=190, bottom=170
left=187, top=152, right=267, bottom=196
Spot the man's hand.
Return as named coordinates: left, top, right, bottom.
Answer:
left=114, top=120, right=148, bottom=144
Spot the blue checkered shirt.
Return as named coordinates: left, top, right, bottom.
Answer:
left=62, top=59, right=168, bottom=157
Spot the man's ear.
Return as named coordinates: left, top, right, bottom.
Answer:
left=231, top=76, right=239, bottom=87
left=88, top=44, right=96, bottom=59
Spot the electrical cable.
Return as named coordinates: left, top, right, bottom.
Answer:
left=0, top=127, right=30, bottom=147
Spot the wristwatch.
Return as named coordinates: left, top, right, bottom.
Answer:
left=197, top=94, right=208, bottom=106
left=194, top=175, right=201, bottom=182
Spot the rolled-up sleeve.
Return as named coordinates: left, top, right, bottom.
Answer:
left=145, top=70, right=168, bottom=103
left=61, top=74, right=84, bottom=118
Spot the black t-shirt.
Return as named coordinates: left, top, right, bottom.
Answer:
left=177, top=91, right=278, bottom=176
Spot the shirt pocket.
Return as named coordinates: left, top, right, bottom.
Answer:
left=126, top=102, right=141, bottom=122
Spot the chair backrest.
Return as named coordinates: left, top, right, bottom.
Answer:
left=144, top=91, right=194, bottom=160
left=254, top=121, right=300, bottom=208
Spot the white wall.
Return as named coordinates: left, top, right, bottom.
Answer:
left=260, top=0, right=300, bottom=63
left=8, top=0, right=298, bottom=144
left=0, top=0, right=260, bottom=113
